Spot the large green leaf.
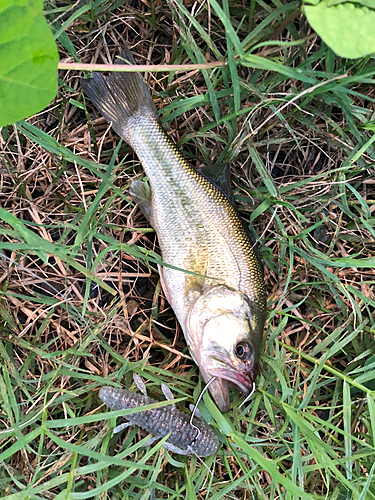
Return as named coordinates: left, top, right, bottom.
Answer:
left=0, top=0, right=58, bottom=126
left=303, top=0, right=375, bottom=59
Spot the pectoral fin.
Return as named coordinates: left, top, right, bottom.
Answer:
left=129, top=180, right=154, bottom=226
left=158, top=265, right=173, bottom=305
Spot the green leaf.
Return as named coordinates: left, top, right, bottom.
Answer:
left=0, top=206, right=48, bottom=263
left=185, top=466, right=198, bottom=500
left=241, top=54, right=316, bottom=84
left=303, top=0, right=375, bottom=59
left=230, top=432, right=316, bottom=499
left=0, top=0, right=58, bottom=126
left=208, top=0, right=244, bottom=57
left=0, top=207, right=117, bottom=295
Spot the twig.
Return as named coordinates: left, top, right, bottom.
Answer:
left=58, top=61, right=227, bottom=73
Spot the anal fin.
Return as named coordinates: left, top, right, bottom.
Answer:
left=129, top=180, right=154, bottom=226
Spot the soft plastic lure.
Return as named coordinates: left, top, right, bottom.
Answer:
left=99, top=375, right=219, bottom=457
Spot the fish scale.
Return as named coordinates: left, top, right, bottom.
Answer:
left=82, top=47, right=267, bottom=412
left=131, top=118, right=263, bottom=304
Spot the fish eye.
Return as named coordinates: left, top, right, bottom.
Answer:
left=235, top=341, right=253, bottom=360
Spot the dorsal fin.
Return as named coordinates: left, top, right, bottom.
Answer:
left=198, top=162, right=236, bottom=206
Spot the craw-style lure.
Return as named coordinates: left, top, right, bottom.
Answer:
left=99, top=375, right=219, bottom=457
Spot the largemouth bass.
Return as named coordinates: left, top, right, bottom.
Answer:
left=82, top=48, right=266, bottom=412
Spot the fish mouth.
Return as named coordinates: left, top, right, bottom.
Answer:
left=205, top=355, right=254, bottom=412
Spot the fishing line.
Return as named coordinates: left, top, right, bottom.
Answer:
left=187, top=376, right=219, bottom=467
left=190, top=448, right=216, bottom=476
left=238, top=382, right=256, bottom=410
left=189, top=376, right=217, bottom=435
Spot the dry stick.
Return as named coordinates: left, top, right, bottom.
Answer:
left=58, top=61, right=227, bottom=72
left=267, top=9, right=301, bottom=42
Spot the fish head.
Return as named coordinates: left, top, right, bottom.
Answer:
left=187, top=285, right=265, bottom=412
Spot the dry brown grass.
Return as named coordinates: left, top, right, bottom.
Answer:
left=1, top=1, right=375, bottom=498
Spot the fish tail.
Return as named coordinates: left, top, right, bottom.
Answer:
left=81, top=47, right=159, bottom=143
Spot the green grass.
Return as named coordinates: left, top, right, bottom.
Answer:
left=0, top=0, right=375, bottom=498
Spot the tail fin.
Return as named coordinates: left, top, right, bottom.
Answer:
left=81, top=47, right=159, bottom=143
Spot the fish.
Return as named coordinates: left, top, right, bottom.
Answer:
left=81, top=47, right=267, bottom=412
left=99, top=386, right=219, bottom=457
